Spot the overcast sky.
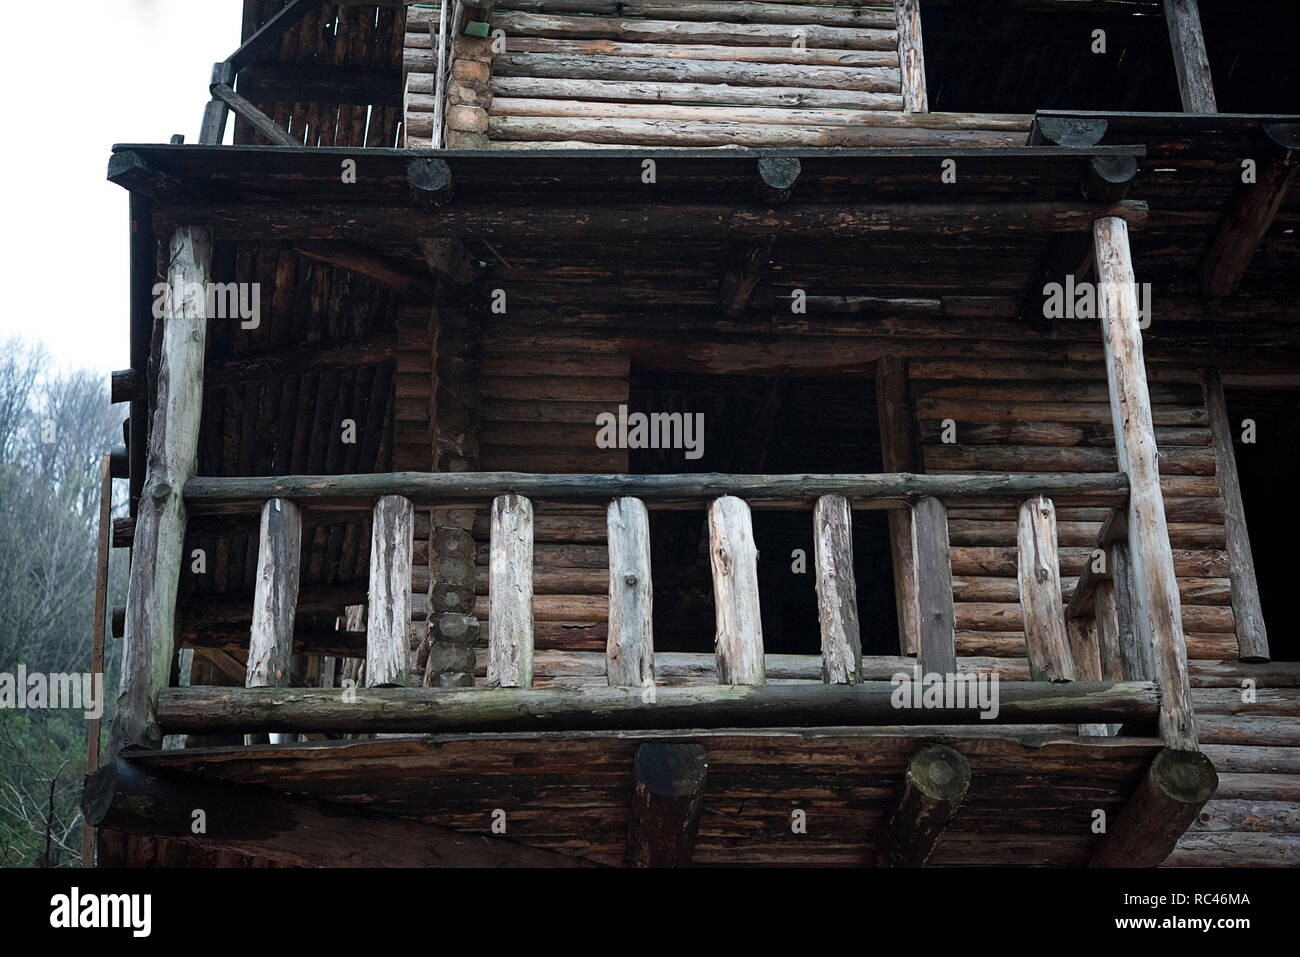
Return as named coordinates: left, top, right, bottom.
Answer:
left=0, top=0, right=244, bottom=375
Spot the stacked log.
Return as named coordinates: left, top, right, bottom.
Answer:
left=403, top=1, right=1029, bottom=149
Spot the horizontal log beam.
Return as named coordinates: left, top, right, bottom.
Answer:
left=182, top=471, right=1130, bottom=516
left=153, top=200, right=1150, bottom=243
left=155, top=681, right=1160, bottom=735
left=85, top=758, right=598, bottom=868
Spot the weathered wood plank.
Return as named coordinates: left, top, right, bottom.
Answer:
left=1202, top=369, right=1268, bottom=661
left=626, top=743, right=707, bottom=868
left=877, top=357, right=921, bottom=656
left=913, top=497, right=956, bottom=675
left=110, top=226, right=212, bottom=753
left=488, top=493, right=534, bottom=688
left=606, top=497, right=654, bottom=688
left=366, top=495, right=413, bottom=687
left=873, top=744, right=970, bottom=867
left=814, top=494, right=862, bottom=685
left=1017, top=496, right=1076, bottom=682
left=1094, top=215, right=1197, bottom=750
left=246, top=498, right=303, bottom=688
left=709, top=496, right=765, bottom=685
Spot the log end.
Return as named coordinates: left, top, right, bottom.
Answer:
left=634, top=743, right=708, bottom=799
left=1150, top=748, right=1219, bottom=807
left=908, top=743, right=972, bottom=803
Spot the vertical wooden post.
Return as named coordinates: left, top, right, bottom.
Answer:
left=1016, top=496, right=1076, bottom=682
left=895, top=0, right=928, bottom=113
left=82, top=453, right=113, bottom=865
left=708, top=496, right=765, bottom=685
left=1067, top=618, right=1109, bottom=736
left=246, top=498, right=303, bottom=688
left=488, top=493, right=534, bottom=688
left=110, top=226, right=212, bottom=754
left=912, top=497, right=956, bottom=676
left=1161, top=0, right=1217, bottom=113
left=1094, top=216, right=1198, bottom=750
left=1203, top=369, right=1269, bottom=661
left=814, top=494, right=862, bottom=684
left=366, top=495, right=414, bottom=687
left=877, top=357, right=921, bottom=655
left=606, top=497, right=654, bottom=688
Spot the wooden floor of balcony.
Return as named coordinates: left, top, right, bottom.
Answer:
left=96, top=724, right=1174, bottom=868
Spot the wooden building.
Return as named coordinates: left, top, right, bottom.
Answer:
left=87, top=0, right=1300, bottom=868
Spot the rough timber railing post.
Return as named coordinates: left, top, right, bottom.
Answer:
left=708, top=496, right=765, bottom=685
left=366, top=495, right=414, bottom=687
left=912, top=496, right=956, bottom=676
left=1161, top=0, right=1217, bottom=113
left=1016, top=496, right=1076, bottom=682
left=895, top=0, right=928, bottom=113
left=814, top=494, right=862, bottom=684
left=606, top=497, right=654, bottom=688
left=110, top=225, right=212, bottom=753
left=246, top=498, right=303, bottom=688
left=1094, top=215, right=1198, bottom=750
left=488, top=493, right=534, bottom=688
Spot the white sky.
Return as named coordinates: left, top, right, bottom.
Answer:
left=0, top=0, right=245, bottom=376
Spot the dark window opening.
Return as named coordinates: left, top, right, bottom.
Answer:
left=1225, top=388, right=1300, bottom=662
left=628, top=369, right=898, bottom=657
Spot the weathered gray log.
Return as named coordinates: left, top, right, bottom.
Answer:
left=1029, top=116, right=1108, bottom=148
left=85, top=758, right=597, bottom=868
left=708, top=496, right=765, bottom=685
left=1090, top=748, right=1219, bottom=867
left=895, top=0, right=927, bottom=112
left=491, top=10, right=898, bottom=48
left=626, top=743, right=707, bottom=868
left=489, top=2, right=898, bottom=30
left=814, top=494, right=861, bottom=684
left=1109, top=540, right=1147, bottom=682
left=186, top=471, right=1131, bottom=515
left=1161, top=0, right=1217, bottom=113
left=488, top=493, right=534, bottom=688
left=606, top=497, right=654, bottom=688
left=246, top=498, right=302, bottom=689
left=1202, top=369, right=1268, bottom=661
left=110, top=226, right=212, bottom=753
left=155, top=680, right=1161, bottom=734
left=1017, top=496, right=1076, bottom=683
left=1094, top=215, right=1197, bottom=750
left=877, top=358, right=921, bottom=655
left=873, top=744, right=970, bottom=867
left=365, top=495, right=413, bottom=687
left=913, top=497, right=956, bottom=675
left=489, top=75, right=903, bottom=111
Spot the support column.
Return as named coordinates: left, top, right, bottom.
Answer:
left=1094, top=216, right=1197, bottom=749
left=877, top=357, right=921, bottom=656
left=422, top=302, right=483, bottom=688
left=110, top=226, right=212, bottom=753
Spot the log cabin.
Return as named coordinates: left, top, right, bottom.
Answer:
left=85, top=0, right=1300, bottom=868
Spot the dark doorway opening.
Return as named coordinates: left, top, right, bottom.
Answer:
left=628, top=368, right=898, bottom=657
left=1225, top=388, right=1300, bottom=662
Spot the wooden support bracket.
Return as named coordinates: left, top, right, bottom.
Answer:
left=1090, top=748, right=1218, bottom=867
left=872, top=744, right=970, bottom=867
left=626, top=743, right=707, bottom=867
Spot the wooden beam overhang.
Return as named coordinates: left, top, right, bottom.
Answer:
left=85, top=758, right=600, bottom=868
left=872, top=744, right=971, bottom=867
left=626, top=743, right=708, bottom=867
left=1089, top=748, right=1218, bottom=867
left=1200, top=122, right=1300, bottom=297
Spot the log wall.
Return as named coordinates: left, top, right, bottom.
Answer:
left=403, top=2, right=1031, bottom=149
